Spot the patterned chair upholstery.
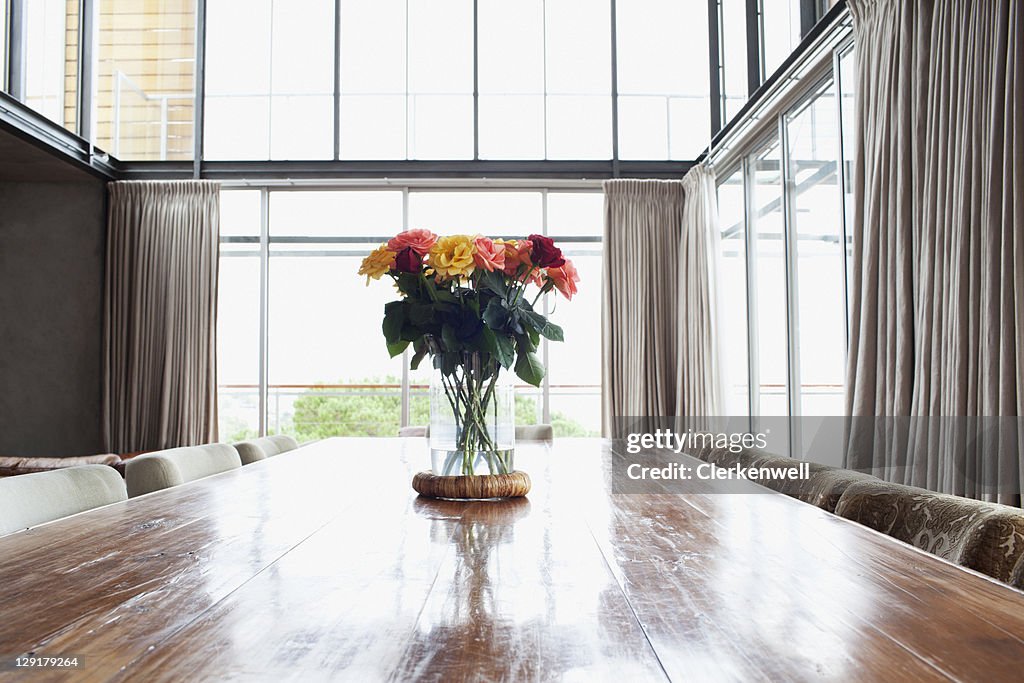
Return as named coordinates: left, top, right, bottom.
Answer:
left=126, top=444, right=242, bottom=497
left=233, top=435, right=300, bottom=466
left=959, top=509, right=1024, bottom=586
left=834, top=480, right=1011, bottom=567
left=0, top=454, right=122, bottom=477
left=793, top=467, right=879, bottom=513
left=0, top=465, right=128, bottom=536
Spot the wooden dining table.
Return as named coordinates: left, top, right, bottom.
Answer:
left=2, top=437, right=1024, bottom=682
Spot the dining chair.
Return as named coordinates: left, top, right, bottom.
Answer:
left=126, top=444, right=242, bottom=497
left=516, top=424, right=554, bottom=442
left=0, top=465, right=128, bottom=536
left=398, top=426, right=428, bottom=437
left=835, top=480, right=1004, bottom=566
left=234, top=435, right=300, bottom=465
left=959, top=509, right=1024, bottom=586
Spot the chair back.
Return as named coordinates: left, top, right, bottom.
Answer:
left=516, top=424, right=554, bottom=442
left=126, top=444, right=242, bottom=497
left=0, top=465, right=127, bottom=536
left=234, top=435, right=300, bottom=465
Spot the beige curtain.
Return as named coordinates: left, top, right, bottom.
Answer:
left=677, top=165, right=722, bottom=418
left=846, top=0, right=1024, bottom=503
left=602, top=174, right=721, bottom=436
left=603, top=180, right=684, bottom=435
left=103, top=181, right=220, bottom=453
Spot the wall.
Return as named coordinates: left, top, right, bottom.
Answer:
left=0, top=180, right=107, bottom=456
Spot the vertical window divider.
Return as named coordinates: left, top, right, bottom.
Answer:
left=609, top=0, right=619, bottom=174
left=193, top=0, right=208, bottom=176
left=541, top=188, right=550, bottom=425
left=333, top=0, right=341, bottom=160
left=779, top=112, right=801, bottom=455
left=7, top=0, right=25, bottom=100
left=472, top=0, right=479, bottom=160
left=258, top=188, right=270, bottom=436
left=742, top=155, right=759, bottom=430
left=77, top=0, right=96, bottom=144
left=744, top=0, right=761, bottom=97
left=400, top=187, right=411, bottom=427
left=707, top=0, right=722, bottom=136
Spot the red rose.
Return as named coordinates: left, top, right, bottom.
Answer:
left=526, top=233, right=565, bottom=268
left=394, top=246, right=422, bottom=273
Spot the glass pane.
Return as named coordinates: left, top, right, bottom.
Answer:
left=203, top=95, right=270, bottom=160
left=787, top=81, right=845, bottom=417
left=478, top=94, right=545, bottom=159
left=407, top=0, right=473, bottom=158
left=94, top=0, right=196, bottom=160
left=546, top=95, right=612, bottom=160
left=546, top=193, right=603, bottom=437
left=268, top=253, right=404, bottom=438
left=617, top=96, right=668, bottom=160
left=22, top=0, right=77, bottom=130
left=270, top=191, right=403, bottom=237
left=205, top=0, right=333, bottom=160
left=720, top=0, right=748, bottom=122
left=547, top=192, right=603, bottom=236
left=217, top=254, right=261, bottom=441
left=407, top=191, right=543, bottom=235
left=762, top=0, right=802, bottom=80
left=339, top=95, right=406, bottom=159
left=220, top=190, right=261, bottom=237
left=717, top=170, right=750, bottom=416
left=750, top=139, right=789, bottom=450
left=408, top=95, right=473, bottom=160
left=616, top=0, right=708, bottom=159
left=269, top=95, right=333, bottom=160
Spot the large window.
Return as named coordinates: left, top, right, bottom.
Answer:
left=204, top=0, right=335, bottom=160
left=93, top=0, right=197, bottom=160
left=713, top=39, right=856, bottom=456
left=761, top=0, right=802, bottom=80
left=20, top=0, right=77, bottom=130
left=217, top=187, right=603, bottom=441
left=616, top=0, right=710, bottom=159
left=719, top=0, right=748, bottom=121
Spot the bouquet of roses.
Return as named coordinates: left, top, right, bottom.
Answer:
left=358, top=229, right=580, bottom=386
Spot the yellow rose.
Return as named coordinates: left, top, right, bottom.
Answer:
left=428, top=235, right=477, bottom=280
left=358, top=244, right=396, bottom=285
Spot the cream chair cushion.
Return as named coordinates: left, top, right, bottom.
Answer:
left=233, top=435, right=300, bottom=465
left=0, top=465, right=127, bottom=536
left=126, top=444, right=242, bottom=497
left=516, top=424, right=554, bottom=442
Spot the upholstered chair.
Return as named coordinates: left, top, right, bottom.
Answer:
left=126, top=444, right=242, bottom=497
left=793, top=467, right=879, bottom=513
left=234, top=435, right=300, bottom=465
left=1010, top=551, right=1024, bottom=590
left=516, top=424, right=554, bottom=442
left=835, top=480, right=1002, bottom=564
left=0, top=465, right=128, bottom=536
left=0, top=453, right=122, bottom=477
left=398, top=426, right=428, bottom=437
left=959, top=509, right=1024, bottom=586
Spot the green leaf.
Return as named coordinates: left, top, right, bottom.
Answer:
left=483, top=298, right=511, bottom=330
left=387, top=340, right=409, bottom=358
left=410, top=341, right=428, bottom=370
left=408, top=303, right=434, bottom=326
left=441, top=324, right=459, bottom=352
left=479, top=269, right=508, bottom=296
left=494, top=333, right=515, bottom=369
left=382, top=301, right=405, bottom=344
left=514, top=350, right=545, bottom=387
left=520, top=309, right=564, bottom=342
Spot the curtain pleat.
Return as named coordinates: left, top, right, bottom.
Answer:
left=846, top=0, right=1024, bottom=504
left=103, top=181, right=220, bottom=453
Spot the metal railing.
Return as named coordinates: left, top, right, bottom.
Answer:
left=112, top=70, right=192, bottom=160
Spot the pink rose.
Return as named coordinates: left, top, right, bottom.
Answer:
left=388, top=229, right=438, bottom=255
left=548, top=259, right=580, bottom=300
left=473, top=236, right=505, bottom=272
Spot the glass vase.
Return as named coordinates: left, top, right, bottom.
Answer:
left=429, top=350, right=515, bottom=476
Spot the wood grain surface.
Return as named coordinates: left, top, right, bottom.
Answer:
left=1, top=438, right=1023, bottom=682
